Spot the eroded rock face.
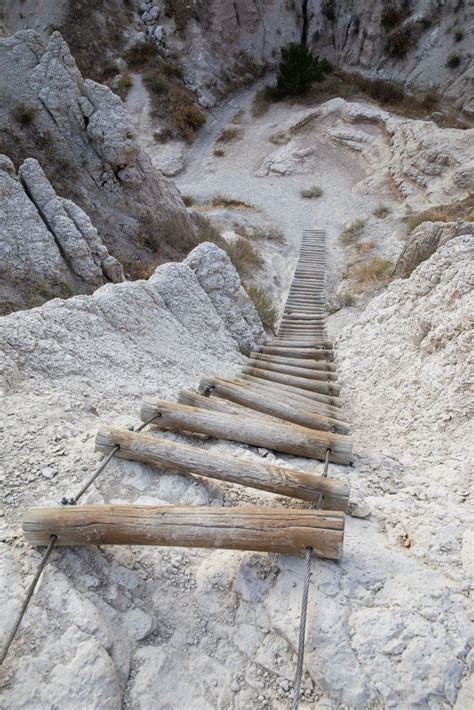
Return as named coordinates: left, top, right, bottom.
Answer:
left=184, top=242, right=263, bottom=352
left=0, top=154, right=123, bottom=314
left=395, top=219, right=474, bottom=277
left=259, top=99, right=474, bottom=208
left=0, top=30, right=196, bottom=280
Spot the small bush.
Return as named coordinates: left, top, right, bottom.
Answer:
left=465, top=212, right=474, bottom=222
left=116, top=71, right=133, bottom=99
left=322, top=0, right=336, bottom=22
left=209, top=194, right=254, bottom=210
left=300, top=185, right=323, bottom=199
left=14, top=103, right=38, bottom=126
left=454, top=29, right=463, bottom=42
left=252, top=86, right=274, bottom=116
left=326, top=291, right=356, bottom=313
left=236, top=225, right=285, bottom=242
left=367, top=78, right=405, bottom=103
left=354, top=240, right=376, bottom=255
left=339, top=218, right=367, bottom=245
left=215, top=126, right=243, bottom=143
left=446, top=52, right=461, bottom=69
left=381, top=4, right=403, bottom=30
left=373, top=204, right=391, bottom=219
left=226, top=237, right=264, bottom=279
left=422, top=87, right=440, bottom=110
left=273, top=43, right=329, bottom=99
left=143, top=68, right=168, bottom=95
left=246, top=285, right=277, bottom=331
left=231, top=109, right=245, bottom=124
left=181, top=194, right=194, bottom=207
left=347, top=257, right=393, bottom=286
left=124, top=41, right=157, bottom=69
left=213, top=147, right=225, bottom=157
left=384, top=27, right=414, bottom=59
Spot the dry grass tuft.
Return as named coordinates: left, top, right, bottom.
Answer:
left=373, top=204, right=391, bottom=219
left=215, top=126, right=243, bottom=143
left=346, top=256, right=393, bottom=288
left=354, top=240, right=376, bottom=255
left=225, top=237, right=264, bottom=279
left=235, top=225, right=285, bottom=243
left=339, top=218, right=367, bottom=245
left=326, top=291, right=356, bottom=313
left=300, top=185, right=323, bottom=199
left=252, top=86, right=274, bottom=117
left=246, top=285, right=277, bottom=331
left=205, top=194, right=255, bottom=210
left=213, top=147, right=225, bottom=157
left=405, top=208, right=450, bottom=232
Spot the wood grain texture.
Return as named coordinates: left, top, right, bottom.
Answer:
left=241, top=366, right=340, bottom=401
left=249, top=353, right=337, bottom=374
left=140, top=398, right=352, bottom=464
left=245, top=361, right=338, bottom=386
left=22, top=505, right=345, bottom=558
left=95, top=425, right=350, bottom=509
left=258, top=346, right=334, bottom=361
left=197, top=376, right=349, bottom=435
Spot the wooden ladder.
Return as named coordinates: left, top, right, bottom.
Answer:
left=23, top=230, right=352, bottom=559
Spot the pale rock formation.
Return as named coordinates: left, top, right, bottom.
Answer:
left=0, top=30, right=197, bottom=282
left=259, top=99, right=474, bottom=208
left=395, top=219, right=474, bottom=277
left=0, top=155, right=123, bottom=314
left=185, top=242, right=263, bottom=352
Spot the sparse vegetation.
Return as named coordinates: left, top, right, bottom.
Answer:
left=14, top=103, right=38, bottom=127
left=381, top=4, right=403, bottom=30
left=225, top=237, right=264, bottom=279
left=215, top=126, right=243, bottom=143
left=446, top=52, right=461, bottom=69
left=273, top=43, right=329, bottom=99
left=300, top=185, right=323, bottom=199
left=213, top=147, right=225, bottom=157
left=326, top=291, right=356, bottom=313
left=346, top=256, right=393, bottom=288
left=465, top=212, right=474, bottom=222
left=384, top=27, right=414, bottom=59
left=208, top=194, right=255, bottom=210
left=339, top=218, right=367, bottom=245
left=405, top=208, right=450, bottom=232
left=235, top=225, right=285, bottom=243
left=124, top=41, right=158, bottom=69
left=373, top=204, right=391, bottom=219
left=422, top=87, right=440, bottom=110
left=454, top=29, right=463, bottom=42
left=181, top=195, right=194, bottom=207
left=115, top=71, right=133, bottom=100
left=246, top=285, right=277, bottom=331
left=252, top=86, right=274, bottom=116
left=354, top=240, right=377, bottom=255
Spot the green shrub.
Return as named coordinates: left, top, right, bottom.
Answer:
left=274, top=43, right=328, bottom=98
left=446, top=52, right=461, bottom=68
left=300, top=185, right=323, bottom=199
left=14, top=103, right=38, bottom=126
left=384, top=27, right=414, bottom=59
left=339, top=218, right=367, bottom=245
left=143, top=68, right=168, bottom=95
left=246, top=285, right=277, bottom=330
left=367, top=78, right=405, bottom=103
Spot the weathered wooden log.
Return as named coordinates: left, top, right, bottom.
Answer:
left=95, top=425, right=350, bottom=508
left=257, top=346, right=334, bottom=361
left=245, top=360, right=339, bottom=386
left=231, top=376, right=345, bottom=420
left=141, top=399, right=352, bottom=463
left=241, top=366, right=340, bottom=398
left=262, top=339, right=333, bottom=349
left=238, top=374, right=343, bottom=414
left=249, top=352, right=337, bottom=374
left=22, top=505, right=345, bottom=558
left=281, top=313, right=326, bottom=320
left=178, top=388, right=282, bottom=425
left=198, top=376, right=349, bottom=435
left=247, top=357, right=336, bottom=379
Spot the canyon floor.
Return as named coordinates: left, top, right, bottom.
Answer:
left=1, top=84, right=472, bottom=709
